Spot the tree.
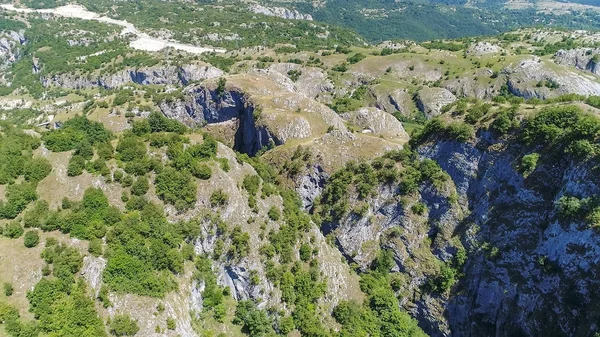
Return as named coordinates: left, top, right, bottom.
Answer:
left=155, top=167, right=197, bottom=210
left=23, top=230, right=40, bottom=248
left=75, top=139, right=94, bottom=160
left=67, top=155, right=86, bottom=176
left=3, top=222, right=24, bottom=238
left=521, top=153, right=540, bottom=175
left=131, top=177, right=150, bottom=196
left=23, top=158, right=52, bottom=182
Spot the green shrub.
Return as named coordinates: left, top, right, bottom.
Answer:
left=3, top=283, right=13, bottom=296
left=299, top=244, right=312, bottom=262
left=23, top=230, right=40, bottom=248
left=210, top=190, right=229, bottom=207
left=3, top=222, right=24, bottom=238
left=23, top=158, right=52, bottom=182
left=131, top=177, right=150, bottom=196
left=490, top=110, right=516, bottom=134
left=410, top=202, right=427, bottom=215
left=267, top=207, right=280, bottom=221
left=155, top=167, right=197, bottom=211
left=1, top=183, right=37, bottom=219
left=228, top=226, right=250, bottom=259
left=75, top=139, right=94, bottom=160
left=243, top=175, right=261, bottom=196
left=556, top=196, right=584, bottom=218
left=347, top=53, right=366, bottom=64
left=89, top=238, right=103, bottom=256
left=427, top=263, right=457, bottom=294
left=110, top=314, right=140, bottom=336
left=42, top=116, right=112, bottom=152
left=217, top=158, right=230, bottom=172
left=191, top=163, right=212, bottom=180
left=114, top=90, right=134, bottom=106
left=67, top=155, right=86, bottom=176
left=97, top=141, right=115, bottom=159
left=116, top=136, right=147, bottom=162
left=166, top=317, right=176, bottom=330
left=520, top=153, right=540, bottom=175
left=148, top=111, right=187, bottom=134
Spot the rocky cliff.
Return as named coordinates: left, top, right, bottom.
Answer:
left=41, top=64, right=223, bottom=89
left=554, top=48, right=600, bottom=76
left=248, top=4, right=313, bottom=20
left=418, top=129, right=600, bottom=337
left=0, top=30, right=26, bottom=73
left=310, top=105, right=600, bottom=337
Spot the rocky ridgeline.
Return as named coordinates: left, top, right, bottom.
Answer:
left=41, top=63, right=224, bottom=89
left=248, top=4, right=313, bottom=20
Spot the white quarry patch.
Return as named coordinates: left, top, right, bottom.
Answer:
left=0, top=4, right=225, bottom=55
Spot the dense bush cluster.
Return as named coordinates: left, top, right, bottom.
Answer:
left=333, top=250, right=427, bottom=337
left=27, top=239, right=106, bottom=337
left=318, top=148, right=447, bottom=222
left=521, top=105, right=600, bottom=160
left=42, top=116, right=112, bottom=152
left=410, top=118, right=474, bottom=145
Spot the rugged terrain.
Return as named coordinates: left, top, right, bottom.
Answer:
left=0, top=1, right=600, bottom=337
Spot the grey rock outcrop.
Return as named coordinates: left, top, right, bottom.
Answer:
left=444, top=69, right=505, bottom=99
left=554, top=48, right=600, bottom=76
left=159, top=84, right=280, bottom=156
left=504, top=57, right=600, bottom=99
left=322, top=166, right=463, bottom=335
left=416, top=131, right=600, bottom=337
left=297, top=164, right=328, bottom=211
left=375, top=88, right=413, bottom=116
left=342, top=107, right=408, bottom=139
left=466, top=42, right=503, bottom=56
left=41, top=64, right=223, bottom=89
left=0, top=30, right=26, bottom=70
left=248, top=4, right=313, bottom=20
left=267, top=63, right=334, bottom=98
left=416, top=87, right=457, bottom=118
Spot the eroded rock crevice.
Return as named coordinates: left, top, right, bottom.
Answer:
left=160, top=86, right=280, bottom=156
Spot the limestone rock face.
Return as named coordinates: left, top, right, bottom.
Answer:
left=374, top=88, right=413, bottom=116
left=554, top=48, right=600, bottom=75
left=416, top=133, right=600, bottom=337
left=504, top=57, right=600, bottom=99
left=444, top=69, right=505, bottom=99
left=416, top=87, right=457, bottom=118
left=41, top=64, right=223, bottom=89
left=248, top=4, right=313, bottom=20
left=342, top=107, right=408, bottom=139
left=0, top=30, right=26, bottom=71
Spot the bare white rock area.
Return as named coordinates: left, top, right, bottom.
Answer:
left=0, top=4, right=225, bottom=55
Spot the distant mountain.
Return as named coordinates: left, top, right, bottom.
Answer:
left=257, top=0, right=600, bottom=41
